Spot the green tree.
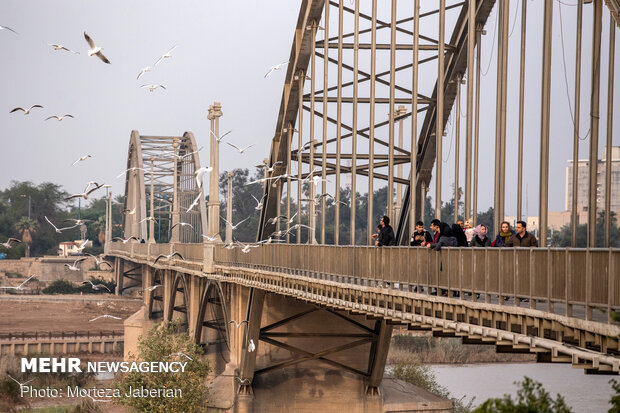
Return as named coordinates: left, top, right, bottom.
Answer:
left=14, top=216, right=38, bottom=257
left=609, top=379, right=620, bottom=413
left=116, top=322, right=210, bottom=412
left=473, top=376, right=572, bottom=413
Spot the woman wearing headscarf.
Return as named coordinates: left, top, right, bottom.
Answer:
left=494, top=221, right=515, bottom=247
left=470, top=224, right=492, bottom=247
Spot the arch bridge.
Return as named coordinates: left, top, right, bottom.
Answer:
left=107, top=1, right=620, bottom=411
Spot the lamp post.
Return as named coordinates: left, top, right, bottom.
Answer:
left=207, top=102, right=223, bottom=241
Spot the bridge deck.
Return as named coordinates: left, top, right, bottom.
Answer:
left=108, top=242, right=620, bottom=374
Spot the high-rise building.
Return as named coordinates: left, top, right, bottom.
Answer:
left=565, top=146, right=620, bottom=225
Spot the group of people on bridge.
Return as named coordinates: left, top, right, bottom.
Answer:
left=372, top=216, right=538, bottom=249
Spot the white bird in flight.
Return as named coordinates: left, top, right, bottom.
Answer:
left=84, top=32, right=110, bottom=64
left=122, top=207, right=136, bottom=215
left=141, top=84, right=166, bottom=92
left=65, top=258, right=87, bottom=272
left=112, top=236, right=139, bottom=243
left=195, top=166, right=213, bottom=189
left=248, top=339, right=256, bottom=352
left=0, top=275, right=36, bottom=290
left=221, top=216, right=250, bottom=230
left=82, top=280, right=111, bottom=292
left=251, top=194, right=266, bottom=211
left=1, top=238, right=22, bottom=249
left=145, top=284, right=162, bottom=292
left=86, top=253, right=112, bottom=269
left=186, top=193, right=202, bottom=213
left=65, top=183, right=103, bottom=200
left=210, top=129, right=232, bottom=143
left=45, top=216, right=77, bottom=233
left=169, top=222, right=195, bottom=232
left=117, top=167, right=145, bottom=178
left=89, top=314, right=122, bottom=322
left=48, top=44, right=79, bottom=54
left=201, top=234, right=219, bottom=242
left=264, top=61, right=289, bottom=78
left=154, top=46, right=177, bottom=66
left=72, top=155, right=91, bottom=165
left=10, top=105, right=43, bottom=115
left=0, top=25, right=18, bottom=35
left=136, top=66, right=151, bottom=79
left=169, top=351, right=192, bottom=361
left=45, top=114, right=74, bottom=122
left=226, top=142, right=254, bottom=154
left=229, top=320, right=249, bottom=328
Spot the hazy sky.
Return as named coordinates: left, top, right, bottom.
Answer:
left=0, top=0, right=618, bottom=218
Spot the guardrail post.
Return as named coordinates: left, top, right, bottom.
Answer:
left=608, top=250, right=615, bottom=324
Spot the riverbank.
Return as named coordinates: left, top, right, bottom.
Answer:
left=388, top=333, right=535, bottom=365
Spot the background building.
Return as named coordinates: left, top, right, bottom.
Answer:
left=565, top=146, right=620, bottom=226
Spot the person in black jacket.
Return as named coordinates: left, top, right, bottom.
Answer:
left=470, top=224, right=492, bottom=247
left=410, top=221, right=433, bottom=246
left=375, top=215, right=395, bottom=246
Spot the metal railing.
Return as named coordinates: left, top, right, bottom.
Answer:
left=108, top=242, right=620, bottom=324
left=0, top=330, right=123, bottom=341
left=214, top=245, right=620, bottom=324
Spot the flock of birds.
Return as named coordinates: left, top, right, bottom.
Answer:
left=0, top=18, right=306, bottom=385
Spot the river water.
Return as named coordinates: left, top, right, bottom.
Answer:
left=430, top=363, right=615, bottom=413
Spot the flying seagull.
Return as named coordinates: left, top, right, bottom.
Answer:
left=84, top=32, right=110, bottom=64
left=117, top=167, right=145, bottom=178
left=229, top=320, right=249, bottom=328
left=169, top=222, right=195, bottom=232
left=141, top=84, right=166, bottom=92
left=65, top=257, right=87, bottom=272
left=72, top=155, right=91, bottom=165
left=248, top=339, right=256, bottom=352
left=0, top=25, right=18, bottom=35
left=1, top=238, right=22, bottom=249
left=0, top=275, right=36, bottom=290
left=82, top=280, right=111, bottom=292
left=112, top=236, right=139, bottom=243
left=169, top=351, right=192, bottom=361
left=89, top=314, right=122, bottom=322
left=153, top=252, right=184, bottom=265
left=63, top=218, right=92, bottom=226
left=251, top=194, right=266, bottom=211
left=201, top=234, right=219, bottom=242
left=210, top=129, right=232, bottom=143
left=86, top=253, right=112, bottom=269
left=45, top=216, right=77, bottom=233
left=264, top=61, right=289, bottom=78
left=186, top=193, right=202, bottom=213
left=195, top=166, right=213, bottom=189
left=65, top=183, right=103, bottom=200
left=122, top=207, right=136, bottom=215
left=45, top=114, right=74, bottom=121
left=145, top=284, right=162, bottom=292
left=136, top=66, right=151, bottom=79
left=226, top=142, right=254, bottom=154
left=154, top=46, right=177, bottom=66
left=10, top=105, right=43, bottom=115
left=47, top=44, right=79, bottom=54
left=221, top=216, right=250, bottom=230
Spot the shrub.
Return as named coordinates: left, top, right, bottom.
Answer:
left=473, top=376, right=572, bottom=413
left=42, top=279, right=77, bottom=294
left=115, top=321, right=210, bottom=412
left=609, top=379, right=620, bottom=413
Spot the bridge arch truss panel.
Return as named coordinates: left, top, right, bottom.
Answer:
left=121, top=131, right=207, bottom=243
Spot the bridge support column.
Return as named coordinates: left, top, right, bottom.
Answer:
left=367, top=320, right=393, bottom=394
left=143, top=265, right=153, bottom=320
left=239, top=288, right=265, bottom=392
left=188, top=276, right=204, bottom=340
left=114, top=258, right=124, bottom=295
left=163, top=270, right=175, bottom=322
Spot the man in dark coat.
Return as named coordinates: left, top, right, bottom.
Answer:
left=505, top=220, right=538, bottom=247
left=376, top=215, right=395, bottom=246
left=410, top=221, right=433, bottom=246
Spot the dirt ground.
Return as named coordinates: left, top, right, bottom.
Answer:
left=0, top=296, right=142, bottom=334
